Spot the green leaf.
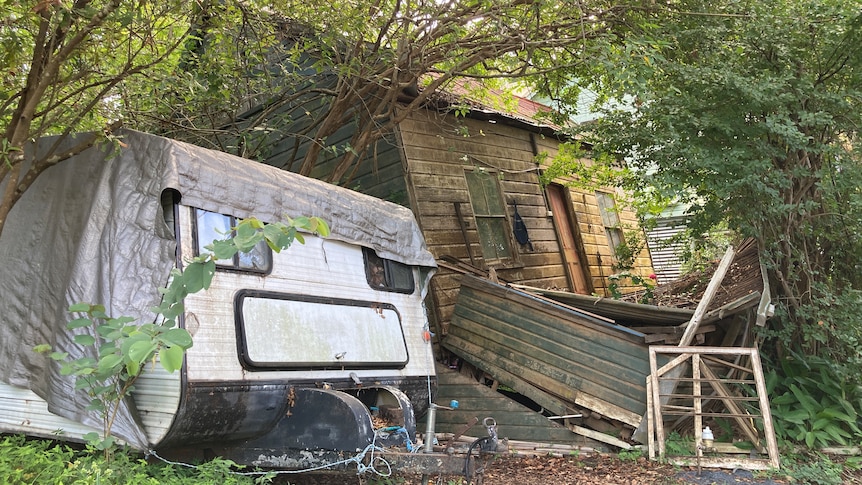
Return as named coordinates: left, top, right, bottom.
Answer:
left=160, top=328, right=193, bottom=349
left=311, top=217, right=330, bottom=237
left=106, top=316, right=136, bottom=326
left=822, top=424, right=849, bottom=444
left=790, top=384, right=820, bottom=416
left=68, top=303, right=92, bottom=313
left=183, top=261, right=209, bottom=293
left=263, top=224, right=291, bottom=251
left=245, top=217, right=264, bottom=229
left=291, top=216, right=310, bottom=228
left=32, top=344, right=52, bottom=354
left=50, top=351, right=69, bottom=361
left=209, top=239, right=238, bottom=260
left=127, top=340, right=157, bottom=364
left=67, top=317, right=92, bottom=329
left=85, top=399, right=105, bottom=413
left=183, top=259, right=216, bottom=294
left=779, top=408, right=810, bottom=425
left=159, top=345, right=185, bottom=373
left=89, top=308, right=108, bottom=320
left=96, top=324, right=123, bottom=340
left=160, top=301, right=185, bottom=320
left=234, top=220, right=261, bottom=250
left=126, top=359, right=140, bottom=377
left=817, top=407, right=855, bottom=424
left=98, top=354, right=123, bottom=374
left=74, top=334, right=96, bottom=346
left=97, top=435, right=116, bottom=450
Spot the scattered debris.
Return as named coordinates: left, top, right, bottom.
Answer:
left=438, top=240, right=779, bottom=471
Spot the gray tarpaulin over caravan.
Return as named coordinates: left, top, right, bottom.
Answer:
left=0, top=129, right=436, bottom=450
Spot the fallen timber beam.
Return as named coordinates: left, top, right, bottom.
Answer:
left=633, top=246, right=736, bottom=444
left=678, top=246, right=737, bottom=346
left=376, top=451, right=491, bottom=476
left=569, top=424, right=633, bottom=450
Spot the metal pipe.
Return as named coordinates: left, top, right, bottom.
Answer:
left=424, top=404, right=437, bottom=454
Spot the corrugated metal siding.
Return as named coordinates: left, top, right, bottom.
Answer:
left=0, top=383, right=99, bottom=442
left=646, top=216, right=689, bottom=284
left=133, top=362, right=181, bottom=444
left=0, top=359, right=181, bottom=446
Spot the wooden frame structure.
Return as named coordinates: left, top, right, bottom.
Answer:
left=646, top=346, right=780, bottom=470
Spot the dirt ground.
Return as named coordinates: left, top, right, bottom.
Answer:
left=280, top=453, right=799, bottom=485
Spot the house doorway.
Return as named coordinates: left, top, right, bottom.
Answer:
left=547, top=184, right=592, bottom=294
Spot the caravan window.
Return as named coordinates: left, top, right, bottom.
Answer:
left=236, top=291, right=409, bottom=370
left=194, top=209, right=272, bottom=273
left=363, top=248, right=414, bottom=293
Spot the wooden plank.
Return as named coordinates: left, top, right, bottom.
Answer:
left=453, top=202, right=476, bottom=265
left=446, top=275, right=658, bottom=424
left=649, top=347, right=666, bottom=456
left=573, top=393, right=643, bottom=428
left=442, top=341, right=570, bottom=416
left=678, top=246, right=736, bottom=346
left=450, top=340, right=652, bottom=426
left=646, top=379, right=655, bottom=460
left=750, top=349, right=781, bottom=469
left=513, top=285, right=695, bottom=326
left=510, top=284, right=615, bottom=324
left=433, top=369, right=585, bottom=446
left=454, top=285, right=651, bottom=377
left=701, top=292, right=761, bottom=325
left=459, top=276, right=647, bottom=344
left=569, top=424, right=632, bottom=450
left=449, top=301, right=650, bottom=412
left=644, top=333, right=676, bottom=344
left=666, top=457, right=774, bottom=471
left=693, top=353, right=703, bottom=461
left=451, top=298, right=652, bottom=391
left=444, top=334, right=580, bottom=404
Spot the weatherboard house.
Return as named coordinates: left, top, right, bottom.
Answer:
left=247, top=87, right=655, bottom=338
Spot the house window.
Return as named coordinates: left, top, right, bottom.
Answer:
left=596, top=191, right=624, bottom=259
left=194, top=209, right=272, bottom=273
left=465, top=169, right=514, bottom=263
left=363, top=247, right=415, bottom=293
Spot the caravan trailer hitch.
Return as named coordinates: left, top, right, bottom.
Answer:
left=462, top=417, right=499, bottom=484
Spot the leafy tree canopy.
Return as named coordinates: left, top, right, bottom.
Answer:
left=126, top=0, right=644, bottom=183
left=538, top=0, right=862, bottom=363
left=1, top=0, right=192, bottom=235
left=2, top=0, right=648, bottom=238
